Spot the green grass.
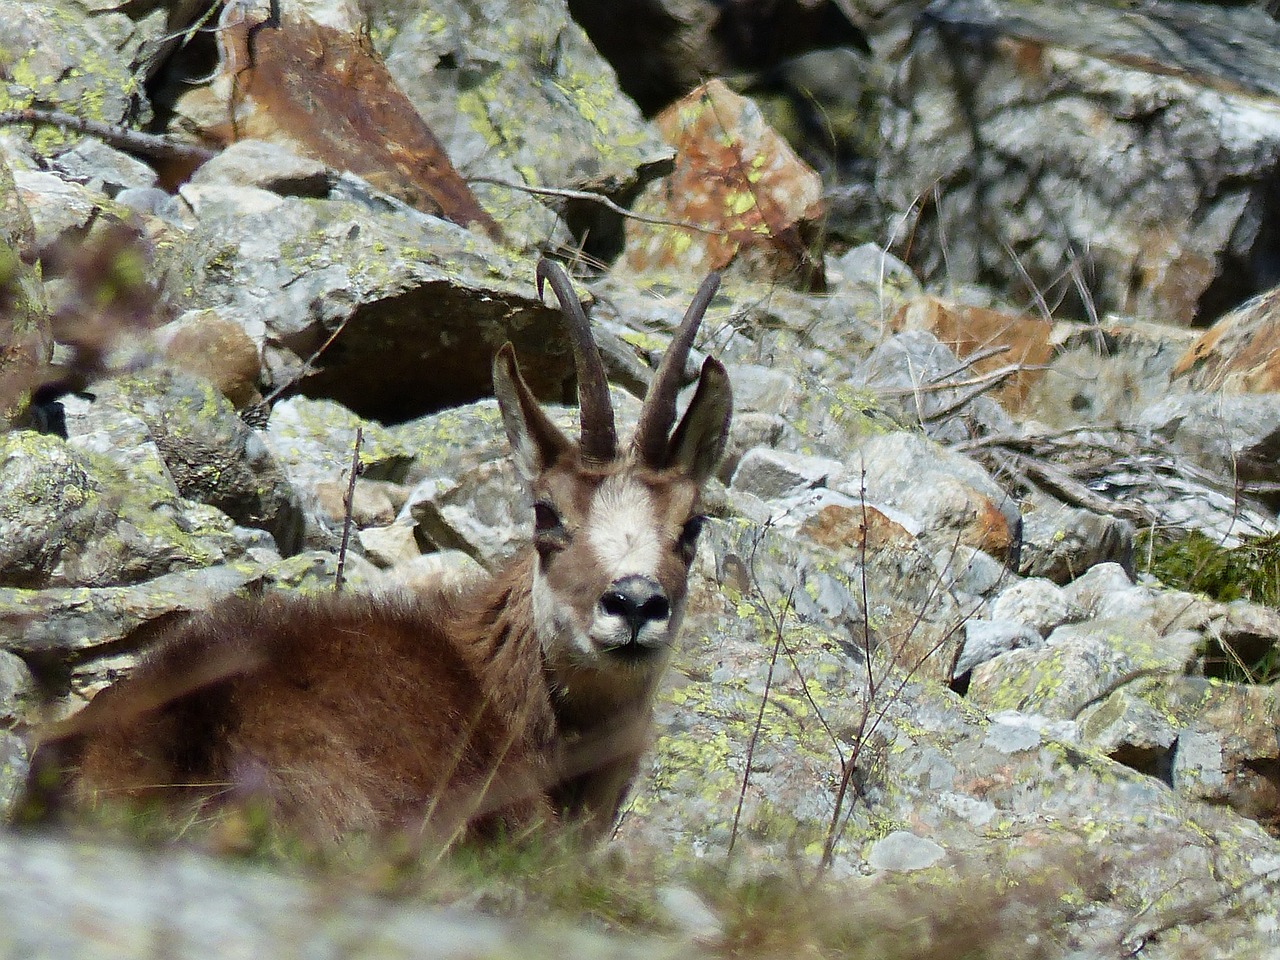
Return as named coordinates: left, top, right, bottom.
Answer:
left=1137, top=529, right=1280, bottom=683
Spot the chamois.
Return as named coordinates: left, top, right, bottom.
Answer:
left=26, top=259, right=733, bottom=843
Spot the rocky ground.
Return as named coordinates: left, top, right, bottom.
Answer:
left=3, top=0, right=1280, bottom=957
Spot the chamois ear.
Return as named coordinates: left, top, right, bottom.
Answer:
left=666, top=357, right=733, bottom=487
left=493, top=343, right=572, bottom=483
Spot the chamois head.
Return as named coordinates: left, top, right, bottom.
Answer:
left=492, top=261, right=732, bottom=701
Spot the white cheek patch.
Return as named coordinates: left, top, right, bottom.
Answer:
left=587, top=475, right=661, bottom=582
left=532, top=563, right=593, bottom=657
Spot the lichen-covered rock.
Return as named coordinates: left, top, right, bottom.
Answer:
left=623, top=543, right=1280, bottom=955
left=967, top=614, right=1203, bottom=721
left=0, top=1, right=150, bottom=152
left=265, top=396, right=413, bottom=552
left=156, top=191, right=583, bottom=422
left=76, top=370, right=302, bottom=553
left=0, top=431, right=258, bottom=589
left=371, top=0, right=671, bottom=248
left=0, top=650, right=33, bottom=729
left=395, top=392, right=641, bottom=570
left=1079, top=674, right=1280, bottom=832
left=0, top=153, right=50, bottom=430
left=0, top=563, right=274, bottom=704
left=1016, top=494, right=1134, bottom=585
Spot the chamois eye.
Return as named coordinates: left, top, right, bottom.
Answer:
left=533, top=501, right=563, bottom=534
left=533, top=501, right=568, bottom=557
left=677, top=514, right=707, bottom=558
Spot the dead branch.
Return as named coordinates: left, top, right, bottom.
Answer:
left=334, top=425, right=364, bottom=593
left=467, top=175, right=728, bottom=236
left=0, top=108, right=215, bottom=163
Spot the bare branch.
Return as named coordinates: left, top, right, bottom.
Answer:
left=0, top=108, right=215, bottom=163
left=468, top=175, right=728, bottom=235
left=335, top=426, right=363, bottom=593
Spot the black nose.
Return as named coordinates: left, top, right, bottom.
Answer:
left=600, top=575, right=670, bottom=640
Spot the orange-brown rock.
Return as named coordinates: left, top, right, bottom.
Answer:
left=800, top=502, right=915, bottom=554
left=893, top=297, right=1055, bottom=411
left=622, top=79, right=825, bottom=290
left=1172, top=287, right=1280, bottom=393
left=160, top=312, right=261, bottom=412
left=181, top=5, right=500, bottom=240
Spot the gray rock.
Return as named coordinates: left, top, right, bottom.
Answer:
left=189, top=139, right=335, bottom=197
left=49, top=140, right=157, bottom=194
left=729, top=448, right=845, bottom=502
left=879, top=0, right=1280, bottom=326
left=113, top=186, right=183, bottom=222
left=1140, top=391, right=1280, bottom=501
left=1017, top=495, right=1134, bottom=584
left=853, top=330, right=1015, bottom=443
left=158, top=193, right=582, bottom=423
left=1021, top=322, right=1194, bottom=430
left=955, top=618, right=1043, bottom=677
left=0, top=831, right=680, bottom=960
left=866, top=831, right=947, bottom=872
left=77, top=371, right=302, bottom=553
left=989, top=577, right=1081, bottom=637
left=0, top=564, right=269, bottom=663
left=828, top=242, right=921, bottom=303
left=406, top=459, right=527, bottom=570
left=932, top=543, right=1007, bottom=600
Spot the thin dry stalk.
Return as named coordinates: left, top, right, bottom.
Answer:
left=334, top=426, right=363, bottom=593
left=467, top=176, right=728, bottom=236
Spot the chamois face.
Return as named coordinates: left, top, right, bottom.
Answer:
left=493, top=261, right=732, bottom=686
left=526, top=458, right=705, bottom=671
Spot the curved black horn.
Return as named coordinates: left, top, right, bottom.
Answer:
left=535, top=259, right=617, bottom=463
left=633, top=271, right=721, bottom=467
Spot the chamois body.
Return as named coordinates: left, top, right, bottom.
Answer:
left=31, top=261, right=732, bottom=842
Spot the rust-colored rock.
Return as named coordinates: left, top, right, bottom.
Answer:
left=183, top=5, right=500, bottom=240
left=622, top=79, right=825, bottom=289
left=893, top=297, right=1055, bottom=412
left=800, top=502, right=914, bottom=554
left=1172, top=287, right=1280, bottom=393
left=159, top=311, right=262, bottom=412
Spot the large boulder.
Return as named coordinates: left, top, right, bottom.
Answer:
left=879, top=0, right=1280, bottom=326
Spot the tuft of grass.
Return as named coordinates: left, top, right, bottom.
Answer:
left=1137, top=529, right=1280, bottom=683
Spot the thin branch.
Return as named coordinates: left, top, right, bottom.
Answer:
left=917, top=364, right=1023, bottom=423
left=466, top=176, right=728, bottom=235
left=262, top=314, right=354, bottom=405
left=335, top=426, right=363, bottom=593
left=0, top=108, right=215, bottom=162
